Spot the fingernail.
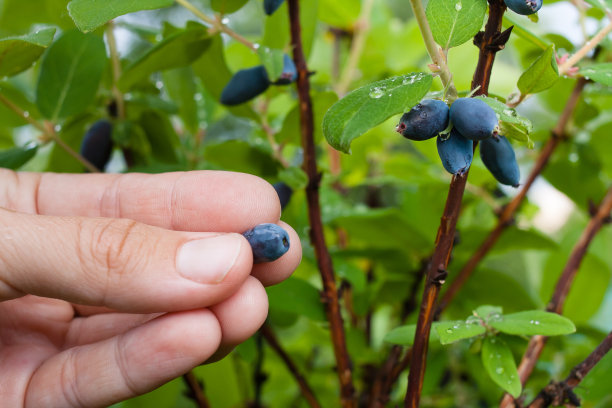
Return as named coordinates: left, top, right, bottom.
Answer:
left=177, top=234, right=242, bottom=283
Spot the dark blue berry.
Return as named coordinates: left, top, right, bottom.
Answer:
left=220, top=66, right=271, bottom=106
left=80, top=120, right=113, bottom=171
left=273, top=182, right=293, bottom=211
left=504, top=0, right=542, bottom=15
left=272, top=54, right=297, bottom=85
left=436, top=128, right=473, bottom=175
left=397, top=99, right=449, bottom=141
left=264, top=0, right=285, bottom=15
left=243, top=223, right=290, bottom=263
left=449, top=97, right=499, bottom=141
left=480, top=135, right=520, bottom=187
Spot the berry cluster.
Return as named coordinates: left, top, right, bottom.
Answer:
left=220, top=53, right=297, bottom=106
left=397, top=97, right=520, bottom=187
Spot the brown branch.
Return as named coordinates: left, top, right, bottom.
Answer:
left=500, top=187, right=612, bottom=408
left=403, top=2, right=508, bottom=407
left=261, top=325, right=322, bottom=408
left=287, top=1, right=356, bottom=406
left=526, top=330, right=612, bottom=408
left=182, top=371, right=210, bottom=408
left=437, top=77, right=589, bottom=314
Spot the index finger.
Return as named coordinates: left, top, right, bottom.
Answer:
left=2, top=170, right=281, bottom=232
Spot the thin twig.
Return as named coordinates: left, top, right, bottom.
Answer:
left=499, top=187, right=612, bottom=408
left=403, top=1, right=507, bottom=406
left=526, top=330, right=612, bottom=408
left=0, top=94, right=100, bottom=172
left=287, top=1, right=356, bottom=407
left=106, top=21, right=126, bottom=120
left=175, top=0, right=257, bottom=51
left=182, top=371, right=210, bottom=408
left=437, top=77, right=588, bottom=314
left=559, top=19, right=612, bottom=76
left=261, top=325, right=322, bottom=408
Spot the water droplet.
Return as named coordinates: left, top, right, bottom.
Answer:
left=194, top=93, right=203, bottom=101
left=496, top=367, right=504, bottom=374
left=155, top=81, right=163, bottom=89
left=155, top=34, right=163, bottom=41
left=534, top=320, right=540, bottom=325
left=453, top=324, right=460, bottom=329
left=369, top=86, right=385, bottom=99
left=507, top=380, right=513, bottom=385
left=446, top=328, right=453, bottom=334
left=23, top=111, right=30, bottom=118
left=466, top=316, right=480, bottom=325
left=503, top=109, right=515, bottom=116
left=569, top=152, right=579, bottom=162
left=253, top=43, right=261, bottom=50
left=221, top=17, right=230, bottom=24
left=54, top=124, right=62, bottom=132
left=455, top=1, right=462, bottom=11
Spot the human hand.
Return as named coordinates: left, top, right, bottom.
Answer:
left=0, top=170, right=301, bottom=407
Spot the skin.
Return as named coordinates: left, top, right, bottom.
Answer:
left=0, top=170, right=302, bottom=408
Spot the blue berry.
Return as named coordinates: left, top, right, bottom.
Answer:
left=264, top=0, right=285, bottom=15
left=273, top=182, right=293, bottom=211
left=480, top=135, right=520, bottom=187
left=272, top=54, right=297, bottom=85
left=243, top=223, right=290, bottom=263
left=397, top=99, right=449, bottom=141
left=220, top=66, right=271, bottom=106
left=436, top=128, right=473, bottom=175
left=80, top=120, right=113, bottom=171
left=504, top=0, right=542, bottom=15
left=449, top=98, right=499, bottom=141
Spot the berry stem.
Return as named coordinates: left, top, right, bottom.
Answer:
left=0, top=93, right=100, bottom=172
left=526, top=330, right=612, bottom=408
left=559, top=18, right=612, bottom=76
left=175, top=0, right=258, bottom=51
left=287, top=1, right=356, bottom=406
left=500, top=186, right=612, bottom=408
left=182, top=371, right=210, bottom=408
left=404, top=1, right=507, bottom=406
left=105, top=21, right=126, bottom=120
left=408, top=0, right=458, bottom=101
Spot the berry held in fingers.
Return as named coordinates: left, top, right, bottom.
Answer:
left=436, top=128, right=473, bottom=175
left=397, top=99, right=450, bottom=141
left=480, top=135, right=521, bottom=187
left=449, top=97, right=499, bottom=141
left=242, top=223, right=290, bottom=263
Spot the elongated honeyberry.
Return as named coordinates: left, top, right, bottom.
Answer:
left=243, top=223, right=290, bottom=263
left=273, top=182, right=293, bottom=210
left=449, top=97, right=499, bottom=140
left=504, top=0, right=542, bottom=15
left=436, top=128, right=473, bottom=175
left=480, top=135, right=520, bottom=187
left=220, top=66, right=271, bottom=106
left=272, top=54, right=297, bottom=85
left=264, top=0, right=285, bottom=15
left=80, top=120, right=113, bottom=171
left=396, top=99, right=449, bottom=141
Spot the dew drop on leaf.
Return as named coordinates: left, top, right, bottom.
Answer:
left=455, top=1, right=462, bottom=11
left=369, top=87, right=385, bottom=99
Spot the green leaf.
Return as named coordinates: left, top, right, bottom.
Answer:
left=139, top=110, right=179, bottom=164
left=162, top=67, right=199, bottom=133
left=426, top=0, right=487, bottom=49
left=119, top=25, right=211, bottom=91
left=0, top=144, right=38, bottom=169
left=67, top=0, right=174, bottom=33
left=257, top=47, right=285, bottom=82
left=384, top=323, right=440, bottom=345
left=317, top=0, right=360, bottom=28
left=580, top=63, right=612, bottom=86
left=474, top=305, right=503, bottom=320
left=0, top=28, right=56, bottom=77
left=517, top=45, right=559, bottom=95
left=210, top=0, right=249, bottom=14
left=435, top=320, right=486, bottom=344
left=266, top=277, right=326, bottom=321
left=476, top=96, right=533, bottom=147
left=323, top=73, right=432, bottom=153
left=36, top=30, right=107, bottom=120
left=491, top=311, right=576, bottom=336
left=278, top=166, right=308, bottom=190
left=481, top=336, right=521, bottom=398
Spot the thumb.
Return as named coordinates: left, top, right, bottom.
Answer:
left=0, top=209, right=253, bottom=312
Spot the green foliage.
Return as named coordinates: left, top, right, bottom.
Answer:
left=3, top=1, right=612, bottom=406
left=426, top=0, right=487, bottom=49
left=323, top=73, right=432, bottom=153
